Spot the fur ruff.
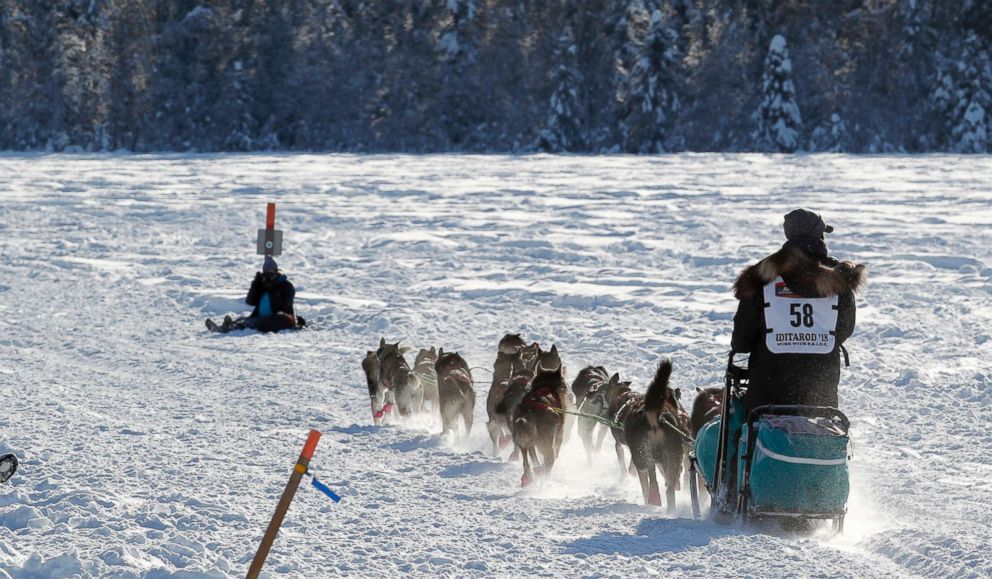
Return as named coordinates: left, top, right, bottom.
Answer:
left=734, top=245, right=867, bottom=300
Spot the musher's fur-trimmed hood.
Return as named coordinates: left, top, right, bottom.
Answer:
left=734, top=245, right=866, bottom=300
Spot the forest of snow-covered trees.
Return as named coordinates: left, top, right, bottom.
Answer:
left=1, top=0, right=990, bottom=153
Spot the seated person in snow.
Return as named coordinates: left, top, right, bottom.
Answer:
left=206, top=256, right=303, bottom=333
left=717, top=208, right=865, bottom=512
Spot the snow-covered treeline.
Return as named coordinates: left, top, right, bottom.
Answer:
left=1, top=0, right=990, bottom=153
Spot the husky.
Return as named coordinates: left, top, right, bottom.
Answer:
left=434, top=349, right=475, bottom=442
left=572, top=366, right=629, bottom=463
left=688, top=385, right=724, bottom=508
left=413, top=347, right=440, bottom=415
left=375, top=338, right=424, bottom=418
left=690, top=386, right=723, bottom=438
left=519, top=342, right=541, bottom=372
left=487, top=349, right=528, bottom=457
left=508, top=367, right=568, bottom=487
left=363, top=350, right=391, bottom=425
left=535, top=344, right=562, bottom=373
left=498, top=333, right=528, bottom=355
left=612, top=359, right=690, bottom=511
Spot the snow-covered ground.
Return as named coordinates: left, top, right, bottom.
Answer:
left=1, top=153, right=990, bottom=578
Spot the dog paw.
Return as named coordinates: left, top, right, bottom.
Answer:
left=498, top=434, right=512, bottom=449
left=509, top=449, right=520, bottom=462
left=534, top=464, right=546, bottom=476
left=521, top=473, right=533, bottom=487
left=628, top=463, right=638, bottom=477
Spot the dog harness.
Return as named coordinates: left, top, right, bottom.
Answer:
left=611, top=391, right=639, bottom=425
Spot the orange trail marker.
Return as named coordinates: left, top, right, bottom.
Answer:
left=256, top=202, right=283, bottom=256
left=246, top=429, right=321, bottom=579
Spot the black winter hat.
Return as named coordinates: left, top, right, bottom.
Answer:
left=263, top=255, right=278, bottom=273
left=783, top=209, right=833, bottom=240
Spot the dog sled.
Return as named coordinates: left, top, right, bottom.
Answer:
left=688, top=354, right=851, bottom=532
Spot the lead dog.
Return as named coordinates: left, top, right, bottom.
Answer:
left=363, top=350, right=391, bottom=425
left=376, top=338, right=424, bottom=418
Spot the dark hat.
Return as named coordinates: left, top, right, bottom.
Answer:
left=783, top=209, right=833, bottom=240
left=262, top=255, right=278, bottom=273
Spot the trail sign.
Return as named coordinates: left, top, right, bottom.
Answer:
left=256, top=202, right=283, bottom=256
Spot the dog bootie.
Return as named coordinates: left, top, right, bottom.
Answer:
left=647, top=487, right=662, bottom=506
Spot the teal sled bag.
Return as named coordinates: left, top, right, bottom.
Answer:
left=740, top=415, right=850, bottom=514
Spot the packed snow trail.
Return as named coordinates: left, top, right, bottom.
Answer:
left=0, top=153, right=990, bottom=577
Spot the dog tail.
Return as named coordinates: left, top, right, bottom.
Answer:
left=644, top=358, right=673, bottom=414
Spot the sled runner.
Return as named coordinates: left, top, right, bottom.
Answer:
left=689, top=354, right=851, bottom=532
left=0, top=453, right=17, bottom=484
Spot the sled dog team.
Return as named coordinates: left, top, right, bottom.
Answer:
left=362, top=333, right=697, bottom=512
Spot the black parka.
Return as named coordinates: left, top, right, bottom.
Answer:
left=731, top=244, right=866, bottom=411
left=246, top=273, right=296, bottom=321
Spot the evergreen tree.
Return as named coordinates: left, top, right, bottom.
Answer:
left=945, top=33, right=991, bottom=153
left=535, top=24, right=583, bottom=152
left=0, top=1, right=51, bottom=148
left=809, top=113, right=846, bottom=152
left=620, top=9, right=681, bottom=153
left=107, top=1, right=154, bottom=151
left=436, top=0, right=480, bottom=147
left=752, top=34, right=803, bottom=152
left=1, top=0, right=991, bottom=152
left=900, top=0, right=935, bottom=53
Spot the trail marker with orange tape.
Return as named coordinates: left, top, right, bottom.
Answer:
left=246, top=429, right=326, bottom=579
left=256, top=202, right=283, bottom=256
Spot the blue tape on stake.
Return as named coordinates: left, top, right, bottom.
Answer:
left=311, top=477, right=341, bottom=503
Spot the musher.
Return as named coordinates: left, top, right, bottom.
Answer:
left=717, top=208, right=866, bottom=515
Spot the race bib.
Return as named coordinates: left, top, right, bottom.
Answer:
left=763, top=277, right=839, bottom=354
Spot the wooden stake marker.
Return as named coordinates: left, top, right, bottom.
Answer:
left=246, top=429, right=321, bottom=579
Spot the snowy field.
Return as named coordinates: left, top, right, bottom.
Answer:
left=1, top=153, right=991, bottom=578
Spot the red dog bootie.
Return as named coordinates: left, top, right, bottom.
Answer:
left=647, top=487, right=662, bottom=507
left=509, top=448, right=520, bottom=462
left=498, top=434, right=512, bottom=449
left=521, top=472, right=534, bottom=487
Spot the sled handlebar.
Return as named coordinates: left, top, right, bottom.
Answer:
left=725, top=351, right=749, bottom=388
